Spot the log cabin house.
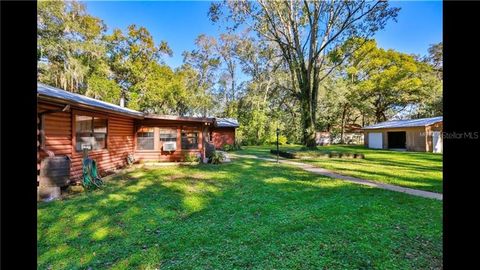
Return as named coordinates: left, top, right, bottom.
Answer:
left=210, top=118, right=239, bottom=148
left=37, top=83, right=239, bottom=182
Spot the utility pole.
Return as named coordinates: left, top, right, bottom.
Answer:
left=276, top=127, right=279, bottom=163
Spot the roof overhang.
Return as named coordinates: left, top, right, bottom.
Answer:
left=213, top=118, right=239, bottom=128
left=213, top=125, right=239, bottom=128
left=37, top=94, right=145, bottom=119
left=362, top=117, right=443, bottom=130
left=144, top=114, right=215, bottom=123
left=37, top=83, right=240, bottom=124
left=361, top=123, right=442, bottom=131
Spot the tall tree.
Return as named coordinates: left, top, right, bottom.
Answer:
left=316, top=75, right=357, bottom=143
left=339, top=39, right=435, bottom=122
left=209, top=0, right=399, bottom=146
left=235, top=36, right=282, bottom=104
left=182, top=35, right=221, bottom=116
left=216, top=34, right=241, bottom=104
left=84, top=74, right=122, bottom=104
left=426, top=42, right=443, bottom=80
left=405, top=43, right=442, bottom=119
left=105, top=24, right=172, bottom=107
left=233, top=35, right=297, bottom=144
left=38, top=0, right=107, bottom=93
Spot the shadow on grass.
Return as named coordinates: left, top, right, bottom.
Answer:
left=239, top=145, right=442, bottom=193
left=297, top=157, right=442, bottom=192
left=38, top=157, right=442, bottom=270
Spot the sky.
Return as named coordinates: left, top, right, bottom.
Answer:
left=83, top=0, right=443, bottom=69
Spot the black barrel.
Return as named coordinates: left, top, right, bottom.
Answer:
left=39, top=156, right=71, bottom=187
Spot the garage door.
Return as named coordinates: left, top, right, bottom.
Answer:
left=368, top=133, right=383, bottom=149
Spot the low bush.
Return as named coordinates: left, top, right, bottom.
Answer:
left=270, top=149, right=297, bottom=159
left=267, top=135, right=288, bottom=145
left=300, top=146, right=319, bottom=151
left=208, top=150, right=225, bottom=164
left=354, top=153, right=365, bottom=159
left=222, top=143, right=242, bottom=152
left=222, top=144, right=234, bottom=151
left=270, top=149, right=365, bottom=159
left=183, top=152, right=200, bottom=163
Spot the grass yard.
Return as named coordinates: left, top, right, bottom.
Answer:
left=239, top=145, right=443, bottom=193
left=38, top=157, right=442, bottom=269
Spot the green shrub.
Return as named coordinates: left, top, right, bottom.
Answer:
left=222, top=143, right=242, bottom=151
left=222, top=144, right=233, bottom=151
left=183, top=152, right=200, bottom=163
left=267, top=135, right=288, bottom=145
left=300, top=146, right=318, bottom=151
left=207, top=150, right=225, bottom=164
left=206, top=148, right=225, bottom=164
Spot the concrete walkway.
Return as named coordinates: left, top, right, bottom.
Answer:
left=230, top=153, right=443, bottom=201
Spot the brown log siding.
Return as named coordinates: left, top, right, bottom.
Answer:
left=133, top=119, right=207, bottom=162
left=211, top=127, right=235, bottom=149
left=38, top=102, right=135, bottom=182
left=37, top=100, right=230, bottom=182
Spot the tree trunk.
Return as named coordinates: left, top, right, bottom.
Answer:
left=375, top=109, right=386, bottom=123
left=340, top=105, right=347, bottom=144
left=300, top=96, right=316, bottom=147
left=231, top=76, right=235, bottom=102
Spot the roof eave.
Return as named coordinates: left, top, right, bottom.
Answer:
left=426, top=120, right=443, bottom=126
left=144, top=114, right=215, bottom=123
left=215, top=125, right=239, bottom=128
left=362, top=123, right=443, bottom=130
left=38, top=94, right=145, bottom=119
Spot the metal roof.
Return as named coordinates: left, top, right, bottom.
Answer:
left=215, top=118, right=239, bottom=128
left=38, top=83, right=144, bottom=118
left=144, top=114, right=214, bottom=123
left=363, top=116, right=443, bottom=130
left=38, top=82, right=241, bottom=126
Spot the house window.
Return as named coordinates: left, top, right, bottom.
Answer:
left=137, top=127, right=154, bottom=150
left=159, top=128, right=177, bottom=142
left=181, top=129, right=198, bottom=149
left=75, top=115, right=107, bottom=151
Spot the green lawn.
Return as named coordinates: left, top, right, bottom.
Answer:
left=38, top=158, right=442, bottom=269
left=238, top=145, right=443, bottom=193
